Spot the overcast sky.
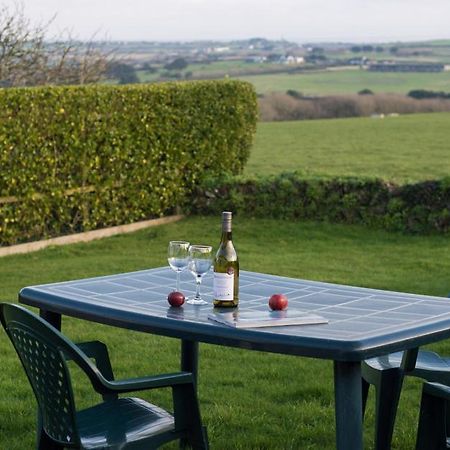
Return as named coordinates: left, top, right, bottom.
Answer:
left=11, top=0, right=450, bottom=43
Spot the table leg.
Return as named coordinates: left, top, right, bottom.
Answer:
left=181, top=339, right=199, bottom=385
left=180, top=340, right=201, bottom=449
left=39, top=309, right=61, bottom=330
left=334, top=360, right=363, bottom=450
left=37, top=309, right=62, bottom=449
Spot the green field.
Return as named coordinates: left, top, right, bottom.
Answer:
left=247, top=112, right=450, bottom=183
left=1, top=216, right=449, bottom=449
left=237, top=68, right=450, bottom=95
left=136, top=60, right=285, bottom=83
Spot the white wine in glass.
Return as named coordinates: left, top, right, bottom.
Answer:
left=187, top=244, right=213, bottom=305
left=167, top=241, right=190, bottom=292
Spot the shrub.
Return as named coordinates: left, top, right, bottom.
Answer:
left=408, top=89, right=450, bottom=100
left=0, top=80, right=258, bottom=245
left=188, top=173, right=449, bottom=234
left=286, top=89, right=303, bottom=99
left=258, top=93, right=450, bottom=121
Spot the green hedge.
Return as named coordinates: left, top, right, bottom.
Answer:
left=189, top=173, right=450, bottom=234
left=0, top=80, right=258, bottom=245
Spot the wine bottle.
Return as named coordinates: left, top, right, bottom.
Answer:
left=213, top=211, right=239, bottom=308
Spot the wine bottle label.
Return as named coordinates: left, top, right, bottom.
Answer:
left=213, top=272, right=234, bottom=301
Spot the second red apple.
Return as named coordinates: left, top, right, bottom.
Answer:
left=269, top=294, right=288, bottom=311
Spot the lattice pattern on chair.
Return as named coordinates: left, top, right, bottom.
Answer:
left=9, top=325, right=78, bottom=446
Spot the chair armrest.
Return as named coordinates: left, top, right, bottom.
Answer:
left=74, top=340, right=115, bottom=381
left=97, top=371, right=194, bottom=395
left=423, top=382, right=450, bottom=400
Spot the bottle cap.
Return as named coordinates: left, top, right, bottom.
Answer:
left=222, top=211, right=232, bottom=232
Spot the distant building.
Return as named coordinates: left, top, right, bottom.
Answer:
left=206, top=47, right=231, bottom=53
left=278, top=55, right=304, bottom=65
left=348, top=57, right=368, bottom=66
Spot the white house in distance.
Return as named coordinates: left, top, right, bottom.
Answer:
left=279, top=55, right=305, bottom=65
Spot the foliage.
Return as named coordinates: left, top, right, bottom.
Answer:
left=0, top=2, right=109, bottom=87
left=408, top=89, right=450, bottom=99
left=106, top=62, right=139, bottom=84
left=286, top=89, right=303, bottom=99
left=188, top=173, right=450, bottom=234
left=258, top=92, right=450, bottom=121
left=351, top=45, right=384, bottom=53
left=0, top=80, right=257, bottom=245
left=164, top=58, right=188, bottom=71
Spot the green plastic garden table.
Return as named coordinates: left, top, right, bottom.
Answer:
left=19, top=267, right=450, bottom=449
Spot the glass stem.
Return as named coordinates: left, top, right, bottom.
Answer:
left=195, top=276, right=202, bottom=299
left=176, top=271, right=181, bottom=292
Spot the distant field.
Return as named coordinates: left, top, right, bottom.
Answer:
left=237, top=69, right=450, bottom=95
left=136, top=61, right=287, bottom=83
left=246, top=112, right=450, bottom=183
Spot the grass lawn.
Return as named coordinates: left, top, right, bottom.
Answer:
left=247, top=112, right=450, bottom=183
left=237, top=68, right=450, bottom=95
left=1, top=216, right=449, bottom=449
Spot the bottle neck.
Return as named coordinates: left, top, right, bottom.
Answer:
left=221, top=230, right=232, bottom=242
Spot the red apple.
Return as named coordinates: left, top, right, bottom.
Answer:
left=269, top=294, right=288, bottom=311
left=168, top=291, right=185, bottom=307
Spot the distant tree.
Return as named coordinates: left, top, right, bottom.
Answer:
left=164, top=57, right=188, bottom=71
left=362, top=45, right=374, bottom=52
left=390, top=46, right=399, bottom=54
left=286, top=89, right=303, bottom=99
left=267, top=53, right=282, bottom=62
left=248, top=37, right=269, bottom=46
left=408, top=89, right=450, bottom=99
left=0, top=2, right=110, bottom=87
left=375, top=46, right=384, bottom=53
left=161, top=70, right=182, bottom=79
left=305, top=54, right=326, bottom=62
left=107, top=62, right=139, bottom=84
left=142, top=62, right=157, bottom=73
left=262, top=43, right=275, bottom=51
left=351, top=46, right=362, bottom=53
left=358, top=88, right=374, bottom=95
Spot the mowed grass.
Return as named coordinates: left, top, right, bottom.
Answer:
left=247, top=112, right=450, bottom=183
left=237, top=68, right=450, bottom=95
left=1, top=216, right=449, bottom=449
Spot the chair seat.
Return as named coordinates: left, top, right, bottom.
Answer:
left=365, top=350, right=450, bottom=373
left=77, top=397, right=175, bottom=450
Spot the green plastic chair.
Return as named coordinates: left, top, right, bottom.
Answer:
left=362, top=351, right=450, bottom=450
left=0, top=303, right=208, bottom=450
left=416, top=381, right=450, bottom=450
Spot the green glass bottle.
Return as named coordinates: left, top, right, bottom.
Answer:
left=213, top=211, right=239, bottom=308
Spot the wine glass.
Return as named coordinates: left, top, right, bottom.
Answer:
left=168, top=241, right=190, bottom=292
left=186, top=244, right=213, bottom=305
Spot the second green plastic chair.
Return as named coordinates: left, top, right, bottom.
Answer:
left=362, top=350, right=450, bottom=450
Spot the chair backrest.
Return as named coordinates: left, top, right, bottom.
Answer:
left=0, top=303, right=81, bottom=447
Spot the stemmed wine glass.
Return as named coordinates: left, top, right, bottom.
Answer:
left=186, top=244, right=213, bottom=305
left=168, top=241, right=190, bottom=292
